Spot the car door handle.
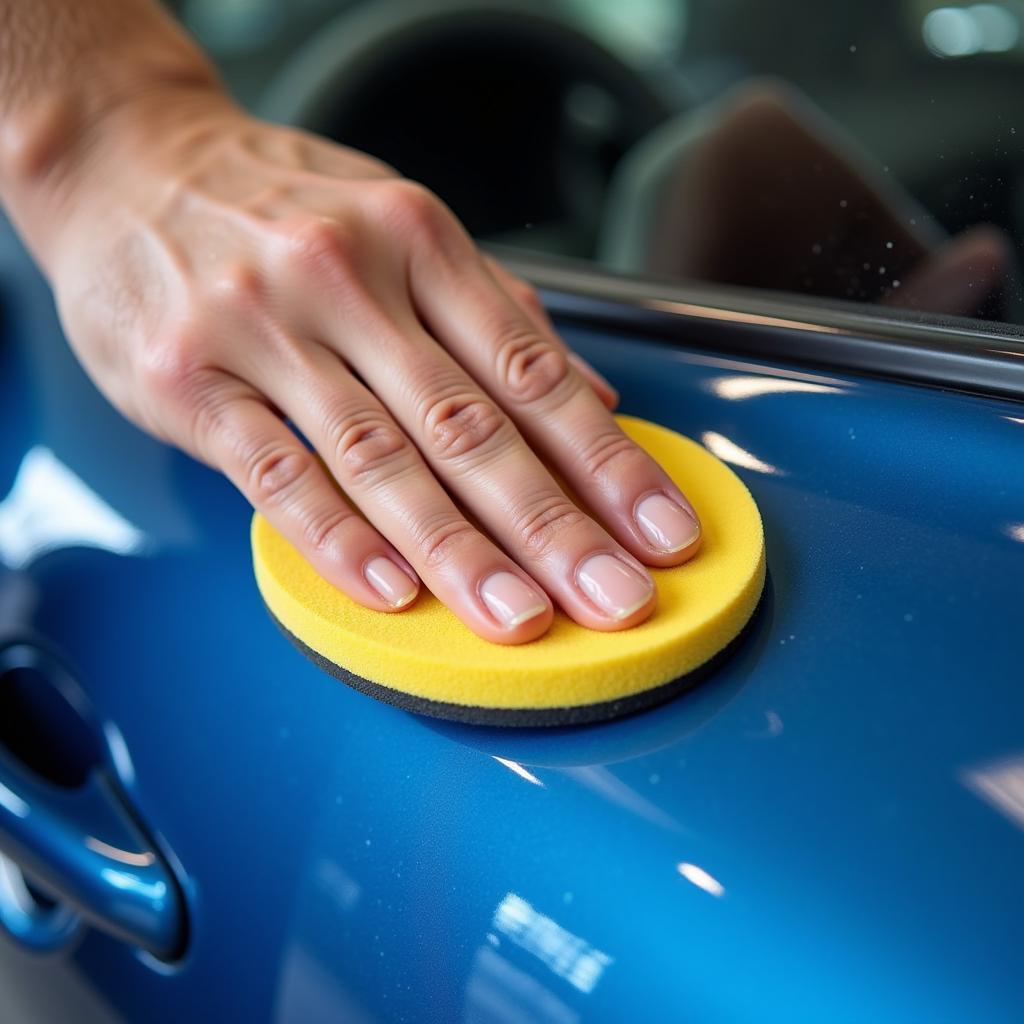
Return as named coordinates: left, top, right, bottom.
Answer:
left=0, top=643, right=185, bottom=959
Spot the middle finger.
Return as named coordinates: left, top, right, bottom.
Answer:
left=338, top=322, right=657, bottom=630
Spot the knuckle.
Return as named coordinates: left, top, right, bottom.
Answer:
left=282, top=216, right=359, bottom=280
left=424, top=393, right=507, bottom=462
left=300, top=506, right=354, bottom=554
left=246, top=444, right=312, bottom=506
left=581, top=428, right=645, bottom=479
left=138, top=325, right=211, bottom=407
left=238, top=438, right=352, bottom=553
left=381, top=180, right=448, bottom=240
left=329, top=408, right=411, bottom=484
left=515, top=496, right=588, bottom=558
left=413, top=513, right=479, bottom=570
left=208, top=263, right=266, bottom=311
left=497, top=329, right=570, bottom=404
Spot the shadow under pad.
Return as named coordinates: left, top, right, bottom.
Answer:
left=266, top=600, right=763, bottom=728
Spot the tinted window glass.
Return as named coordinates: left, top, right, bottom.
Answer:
left=183, top=0, right=1024, bottom=327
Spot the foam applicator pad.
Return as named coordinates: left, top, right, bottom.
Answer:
left=252, top=415, right=765, bottom=726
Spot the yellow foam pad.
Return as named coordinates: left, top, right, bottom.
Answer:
left=252, top=416, right=765, bottom=726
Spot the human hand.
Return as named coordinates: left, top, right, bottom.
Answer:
left=34, top=88, right=701, bottom=643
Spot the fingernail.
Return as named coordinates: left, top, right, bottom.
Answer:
left=365, top=556, right=418, bottom=608
left=635, top=494, right=700, bottom=552
left=577, top=554, right=654, bottom=620
left=480, top=571, right=548, bottom=628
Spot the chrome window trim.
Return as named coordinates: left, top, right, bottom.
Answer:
left=493, top=249, right=1024, bottom=402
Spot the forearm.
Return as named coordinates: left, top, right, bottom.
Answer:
left=0, top=0, right=222, bottom=264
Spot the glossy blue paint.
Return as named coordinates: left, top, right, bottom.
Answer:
left=1, top=225, right=1023, bottom=1021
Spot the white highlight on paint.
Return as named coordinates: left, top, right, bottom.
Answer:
left=963, top=755, right=1024, bottom=830
left=83, top=837, right=155, bottom=867
left=492, top=892, right=613, bottom=993
left=676, top=862, right=726, bottom=897
left=709, top=376, right=843, bottom=401
left=492, top=757, right=544, bottom=788
left=701, top=432, right=782, bottom=476
left=0, top=781, right=29, bottom=819
left=0, top=446, right=145, bottom=568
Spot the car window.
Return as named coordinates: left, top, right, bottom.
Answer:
left=178, top=0, right=1024, bottom=330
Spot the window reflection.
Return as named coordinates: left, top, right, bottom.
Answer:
left=0, top=447, right=144, bottom=569
left=492, top=893, right=613, bottom=995
left=701, top=432, right=782, bottom=476
left=708, top=375, right=844, bottom=400
left=465, top=946, right=580, bottom=1024
left=676, top=861, right=726, bottom=897
left=183, top=0, right=1024, bottom=331
left=963, top=754, right=1024, bottom=829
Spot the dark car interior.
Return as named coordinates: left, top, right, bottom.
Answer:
left=174, top=0, right=1024, bottom=328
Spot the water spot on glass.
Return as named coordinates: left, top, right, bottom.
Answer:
left=885, top=241, right=894, bottom=249
left=839, top=199, right=848, bottom=208
left=649, top=773, right=661, bottom=785
left=903, top=612, right=915, bottom=623
left=892, top=279, right=901, bottom=288
left=863, top=261, right=871, bottom=270
left=562, top=891, right=574, bottom=905
left=849, top=44, right=857, bottom=52
left=878, top=265, right=886, bottom=274
left=811, top=242, right=823, bottom=254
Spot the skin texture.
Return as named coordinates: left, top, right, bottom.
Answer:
left=0, top=0, right=700, bottom=644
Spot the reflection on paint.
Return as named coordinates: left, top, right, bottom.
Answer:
left=0, top=852, right=36, bottom=918
left=564, top=766, right=680, bottom=832
left=465, top=946, right=580, bottom=1024
left=676, top=862, right=726, bottom=897
left=493, top=893, right=613, bottom=994
left=0, top=447, right=145, bottom=568
left=84, top=837, right=155, bottom=867
left=1004, top=523, right=1024, bottom=543
left=701, top=432, right=782, bottom=476
left=493, top=757, right=545, bottom=788
left=0, top=781, right=29, bottom=819
left=315, top=858, right=361, bottom=912
left=963, top=755, right=1024, bottom=830
left=99, top=868, right=168, bottom=905
left=709, top=376, right=843, bottom=401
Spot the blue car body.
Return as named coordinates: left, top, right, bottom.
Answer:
left=0, top=224, right=1023, bottom=1022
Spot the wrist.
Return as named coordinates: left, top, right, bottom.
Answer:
left=0, top=19, right=226, bottom=271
